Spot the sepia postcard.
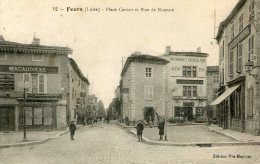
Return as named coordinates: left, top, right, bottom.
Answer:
left=0, top=0, right=260, bottom=164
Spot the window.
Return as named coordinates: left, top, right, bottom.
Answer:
left=249, top=2, right=255, bottom=22
left=237, top=44, right=243, bottom=73
left=247, top=86, right=254, bottom=117
left=229, top=51, right=234, bottom=76
left=23, top=73, right=47, bottom=93
left=239, top=14, right=243, bottom=32
left=183, top=66, right=197, bottom=77
left=183, top=86, right=197, bottom=97
left=231, top=24, right=235, bottom=39
left=32, top=54, right=44, bottom=61
left=0, top=74, right=14, bottom=91
left=144, top=86, right=153, bottom=100
left=145, top=67, right=152, bottom=78
left=0, top=52, right=6, bottom=60
left=213, top=75, right=219, bottom=83
left=249, top=35, right=254, bottom=60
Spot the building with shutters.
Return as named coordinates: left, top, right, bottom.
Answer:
left=120, top=53, right=169, bottom=126
left=68, top=58, right=90, bottom=124
left=212, top=0, right=260, bottom=135
left=160, top=46, right=208, bottom=123
left=0, top=36, right=73, bottom=131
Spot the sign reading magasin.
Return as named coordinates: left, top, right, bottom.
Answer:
left=0, top=65, right=58, bottom=74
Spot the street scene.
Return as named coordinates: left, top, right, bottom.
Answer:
left=1, top=0, right=260, bottom=163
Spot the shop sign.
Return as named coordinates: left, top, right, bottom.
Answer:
left=27, top=93, right=62, bottom=99
left=183, top=102, right=194, bottom=106
left=0, top=65, right=58, bottom=74
left=229, top=25, right=250, bottom=49
left=176, top=79, right=203, bottom=85
left=19, top=101, right=54, bottom=106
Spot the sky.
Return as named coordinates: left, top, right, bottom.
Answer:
left=0, top=0, right=239, bottom=108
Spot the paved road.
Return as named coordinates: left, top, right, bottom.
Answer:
left=0, top=123, right=259, bottom=164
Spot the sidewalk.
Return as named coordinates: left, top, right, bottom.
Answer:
left=116, top=122, right=260, bottom=146
left=208, top=125, right=260, bottom=143
left=0, top=125, right=83, bottom=149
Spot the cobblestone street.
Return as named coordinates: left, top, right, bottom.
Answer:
left=142, top=125, right=236, bottom=143
left=0, top=123, right=259, bottom=164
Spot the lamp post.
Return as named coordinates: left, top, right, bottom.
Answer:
left=22, top=87, right=27, bottom=142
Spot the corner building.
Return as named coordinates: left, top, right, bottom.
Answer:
left=121, top=53, right=169, bottom=125
left=212, top=0, right=260, bottom=135
left=160, top=48, right=208, bottom=122
left=0, top=37, right=72, bottom=131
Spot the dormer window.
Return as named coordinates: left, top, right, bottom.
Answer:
left=32, top=54, right=44, bottom=61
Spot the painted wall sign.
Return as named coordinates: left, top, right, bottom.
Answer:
left=0, top=65, right=58, bottom=74
left=229, top=25, right=251, bottom=49
left=176, top=79, right=203, bottom=85
left=170, top=58, right=206, bottom=62
left=183, top=102, right=194, bottom=106
left=27, top=93, right=62, bottom=99
left=19, top=101, right=55, bottom=106
left=0, top=74, right=14, bottom=91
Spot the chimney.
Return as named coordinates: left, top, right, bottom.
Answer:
left=133, top=51, right=141, bottom=55
left=0, top=35, right=5, bottom=42
left=165, top=46, right=171, bottom=55
left=32, top=37, right=40, bottom=45
left=197, top=47, right=201, bottom=53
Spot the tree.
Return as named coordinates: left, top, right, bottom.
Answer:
left=97, top=100, right=106, bottom=118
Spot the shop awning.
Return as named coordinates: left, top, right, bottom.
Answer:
left=210, top=84, right=240, bottom=105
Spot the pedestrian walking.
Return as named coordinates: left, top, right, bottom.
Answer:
left=158, top=118, right=165, bottom=140
left=69, top=120, right=76, bottom=140
left=136, top=120, right=144, bottom=142
left=148, top=115, right=153, bottom=128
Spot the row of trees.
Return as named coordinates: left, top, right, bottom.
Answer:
left=106, top=97, right=121, bottom=120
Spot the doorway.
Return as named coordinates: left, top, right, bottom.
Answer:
left=0, top=107, right=15, bottom=131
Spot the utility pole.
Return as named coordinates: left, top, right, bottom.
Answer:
left=22, top=87, right=27, bottom=142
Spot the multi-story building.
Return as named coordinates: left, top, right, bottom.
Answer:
left=212, top=0, right=260, bottom=135
left=0, top=36, right=72, bottom=131
left=206, top=66, right=219, bottom=119
left=160, top=47, right=208, bottom=122
left=68, top=58, right=90, bottom=124
left=120, top=53, right=169, bottom=125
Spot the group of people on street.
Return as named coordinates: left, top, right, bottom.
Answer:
left=136, top=118, right=165, bottom=142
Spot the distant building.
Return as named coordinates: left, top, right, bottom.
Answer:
left=68, top=58, right=90, bottom=124
left=160, top=47, right=208, bottom=122
left=206, top=66, right=219, bottom=119
left=212, top=0, right=260, bottom=135
left=206, top=66, right=219, bottom=105
left=120, top=53, right=169, bottom=125
left=0, top=36, right=72, bottom=131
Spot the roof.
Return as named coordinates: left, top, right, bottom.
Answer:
left=0, top=40, right=73, bottom=55
left=121, top=54, right=169, bottom=76
left=216, top=0, right=247, bottom=42
left=207, top=66, right=219, bottom=72
left=69, top=58, right=90, bottom=85
left=163, top=51, right=209, bottom=57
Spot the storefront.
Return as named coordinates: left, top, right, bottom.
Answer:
left=17, top=94, right=63, bottom=131
left=211, top=77, right=245, bottom=131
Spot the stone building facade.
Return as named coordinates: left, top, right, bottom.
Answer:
left=212, top=0, right=260, bottom=135
left=0, top=36, right=72, bottom=131
left=160, top=47, right=208, bottom=122
left=121, top=53, right=169, bottom=125
left=68, top=58, right=90, bottom=124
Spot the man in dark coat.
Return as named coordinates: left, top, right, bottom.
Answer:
left=136, top=120, right=144, bottom=142
left=69, top=120, right=76, bottom=140
left=158, top=119, right=165, bottom=140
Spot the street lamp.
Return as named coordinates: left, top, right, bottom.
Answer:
left=245, top=60, right=257, bottom=80
left=22, top=84, right=28, bottom=142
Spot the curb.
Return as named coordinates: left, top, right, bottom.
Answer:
left=0, top=125, right=83, bottom=149
left=127, top=129, right=260, bottom=147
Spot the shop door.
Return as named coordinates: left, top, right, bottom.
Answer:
left=0, top=107, right=15, bottom=131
